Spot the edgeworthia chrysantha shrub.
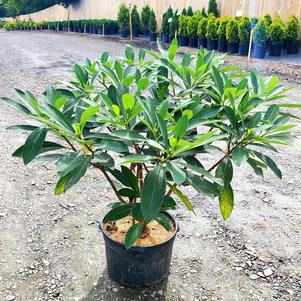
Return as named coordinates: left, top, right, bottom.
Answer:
left=1, top=39, right=298, bottom=248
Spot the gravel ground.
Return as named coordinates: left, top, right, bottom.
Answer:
left=0, top=30, right=300, bottom=301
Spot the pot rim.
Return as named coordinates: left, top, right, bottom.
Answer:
left=99, top=211, right=178, bottom=250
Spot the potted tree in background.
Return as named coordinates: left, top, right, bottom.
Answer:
left=206, top=16, right=218, bottom=50
left=208, top=0, right=219, bottom=17
left=201, top=7, right=207, bottom=18
left=178, top=15, right=189, bottom=46
left=269, top=19, right=286, bottom=56
left=149, top=9, right=157, bottom=41
left=141, top=4, right=151, bottom=36
left=217, top=16, right=228, bottom=52
left=238, top=16, right=251, bottom=56
left=131, top=5, right=140, bottom=37
left=187, top=6, right=194, bottom=17
left=253, top=18, right=269, bottom=59
left=169, top=14, right=177, bottom=43
left=198, top=17, right=208, bottom=48
left=117, top=3, right=130, bottom=38
left=161, top=6, right=173, bottom=43
left=286, top=15, right=299, bottom=54
left=226, top=17, right=239, bottom=54
left=187, top=15, right=199, bottom=48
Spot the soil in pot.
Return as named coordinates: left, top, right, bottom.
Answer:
left=198, top=37, right=207, bottom=49
left=227, top=42, right=239, bottom=54
left=207, top=39, right=218, bottom=50
left=270, top=43, right=282, bottom=56
left=188, top=37, right=198, bottom=48
left=239, top=42, right=249, bottom=56
left=178, top=36, right=188, bottom=46
left=218, top=40, right=228, bottom=52
left=102, top=213, right=177, bottom=288
left=149, top=33, right=157, bottom=42
left=253, top=44, right=267, bottom=59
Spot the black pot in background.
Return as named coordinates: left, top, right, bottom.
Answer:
left=133, top=28, right=139, bottom=37
left=162, top=33, right=169, bottom=43
left=120, top=30, right=128, bottom=38
left=143, top=28, right=150, bottom=36
left=169, top=35, right=175, bottom=43
left=287, top=40, right=299, bottom=54
left=253, top=44, right=267, bottom=59
left=227, top=42, right=239, bottom=54
left=198, top=37, right=207, bottom=49
left=283, top=39, right=287, bottom=50
left=73, top=27, right=78, bottom=33
left=188, top=37, right=198, bottom=48
left=207, top=39, right=218, bottom=50
left=178, top=36, right=188, bottom=46
left=100, top=213, right=178, bottom=288
left=149, top=33, right=157, bottom=41
left=218, top=40, right=228, bottom=52
left=239, top=42, right=249, bottom=56
left=269, top=43, right=282, bottom=56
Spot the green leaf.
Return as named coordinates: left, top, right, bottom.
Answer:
left=264, top=105, right=279, bottom=122
left=58, top=152, right=87, bottom=177
left=6, top=124, right=38, bottom=132
left=215, top=158, right=233, bottom=187
left=110, top=130, right=145, bottom=142
left=170, top=185, right=194, bottom=212
left=212, top=66, right=224, bottom=94
left=253, top=151, right=282, bottom=179
left=174, top=115, right=189, bottom=140
left=125, top=223, right=142, bottom=249
left=0, top=97, right=32, bottom=115
left=22, top=128, right=47, bottom=164
left=156, top=113, right=169, bottom=148
left=132, top=204, right=143, bottom=221
left=80, top=106, right=99, bottom=132
left=166, top=161, right=186, bottom=185
left=94, top=151, right=114, bottom=168
left=161, top=196, right=178, bottom=211
left=121, top=166, right=139, bottom=192
left=117, top=188, right=139, bottom=198
left=104, top=204, right=132, bottom=222
left=231, top=147, right=249, bottom=167
left=168, top=38, right=178, bottom=61
left=155, top=213, right=171, bottom=231
left=74, top=64, right=88, bottom=86
left=138, top=78, right=149, bottom=90
left=122, top=93, right=135, bottom=110
left=186, top=173, right=219, bottom=197
left=219, top=185, right=234, bottom=220
left=118, top=154, right=158, bottom=164
left=141, top=165, right=166, bottom=223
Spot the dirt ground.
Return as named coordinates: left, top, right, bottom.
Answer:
left=0, top=30, right=300, bottom=301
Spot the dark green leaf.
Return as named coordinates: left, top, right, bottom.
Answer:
left=215, top=158, right=233, bottom=186
left=94, top=151, right=114, bottom=168
left=166, top=161, right=186, bottom=185
left=174, top=115, right=189, bottom=140
left=125, top=223, right=142, bottom=249
left=104, top=204, right=132, bottom=222
left=231, top=147, right=249, bottom=167
left=155, top=213, right=171, bottom=231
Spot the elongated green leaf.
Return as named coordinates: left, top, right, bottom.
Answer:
left=0, top=97, right=32, bottom=115
left=118, top=188, right=139, bottom=198
left=161, top=196, right=178, bottom=211
left=125, top=223, right=142, bottom=249
left=7, top=124, right=38, bottom=132
left=80, top=106, right=99, bottom=131
left=156, top=113, right=169, bottom=148
left=118, top=154, right=158, bottom=164
left=219, top=185, right=234, bottom=220
left=231, top=147, right=249, bottom=167
left=174, top=115, right=189, bottom=140
left=110, top=130, right=145, bottom=142
left=121, top=166, right=139, bottom=192
left=186, top=172, right=219, bottom=197
left=94, top=151, right=114, bottom=168
left=22, top=128, right=47, bottom=164
left=141, top=165, right=166, bottom=223
left=264, top=105, right=279, bottom=122
left=166, top=161, right=186, bottom=185
left=138, top=78, right=149, bottom=90
left=122, top=93, right=135, bottom=110
left=215, top=158, right=233, bottom=187
left=58, top=152, right=87, bottom=177
left=168, top=38, right=178, bottom=61
left=155, top=213, right=171, bottom=231
left=104, top=204, right=132, bottom=222
left=212, top=66, right=224, bottom=94
left=170, top=185, right=194, bottom=212
left=253, top=151, right=282, bottom=179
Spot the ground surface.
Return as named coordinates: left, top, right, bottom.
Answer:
left=0, top=30, right=300, bottom=301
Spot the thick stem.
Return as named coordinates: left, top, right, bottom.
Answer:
left=63, top=136, right=77, bottom=151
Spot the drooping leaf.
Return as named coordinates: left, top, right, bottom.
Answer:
left=231, top=147, right=249, bottom=167
left=170, top=185, right=194, bottom=212
left=166, top=161, right=186, bottom=185
left=155, top=213, right=171, bottom=231
left=104, top=204, right=132, bottom=222
left=94, top=151, right=114, bottom=168
left=215, top=158, right=233, bottom=187
left=125, top=223, right=142, bottom=249
left=219, top=185, right=234, bottom=220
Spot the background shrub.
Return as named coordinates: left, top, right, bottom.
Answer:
left=226, top=18, right=238, bottom=43
left=206, top=16, right=218, bottom=40
left=238, top=16, right=251, bottom=43
left=117, top=3, right=129, bottom=32
left=131, top=5, right=140, bottom=30
left=179, top=15, right=189, bottom=37
left=208, top=0, right=219, bottom=17
left=162, top=6, right=173, bottom=34
left=286, top=15, right=299, bottom=41
left=187, top=6, right=194, bottom=17
left=169, top=14, right=177, bottom=37
left=217, top=16, right=228, bottom=40
left=264, top=14, right=272, bottom=26
left=254, top=18, right=269, bottom=46
left=270, top=20, right=285, bottom=44
left=141, top=5, right=151, bottom=32
left=149, top=9, right=157, bottom=34
left=197, top=17, right=208, bottom=38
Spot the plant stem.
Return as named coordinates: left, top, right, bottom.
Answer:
left=63, top=136, right=77, bottom=151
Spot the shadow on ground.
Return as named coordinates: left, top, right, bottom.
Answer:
left=81, top=269, right=169, bottom=301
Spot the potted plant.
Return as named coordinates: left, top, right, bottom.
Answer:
left=149, top=9, right=157, bottom=41
left=208, top=0, right=219, bottom=17
left=269, top=19, right=286, bottom=56
left=286, top=16, right=299, bottom=54
left=178, top=15, right=189, bottom=46
left=131, top=5, right=140, bottom=37
left=162, top=7, right=173, bottom=43
left=226, top=18, right=239, bottom=54
left=238, top=16, right=251, bottom=56
left=187, top=15, right=199, bottom=48
left=169, top=14, right=177, bottom=43
left=206, top=16, right=218, bottom=50
left=217, top=17, right=228, bottom=52
left=198, top=17, right=208, bottom=48
left=181, top=8, right=187, bottom=16
left=253, top=18, right=269, bottom=59
left=118, top=3, right=130, bottom=38
left=187, top=6, right=194, bottom=17
left=1, top=37, right=298, bottom=287
left=141, top=4, right=151, bottom=36
left=264, top=14, right=272, bottom=27
left=201, top=7, right=207, bottom=18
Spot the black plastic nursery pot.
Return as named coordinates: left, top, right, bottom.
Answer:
left=253, top=44, right=267, bottom=59
left=198, top=37, right=207, bottom=49
left=269, top=43, right=282, bottom=56
left=169, top=35, right=175, bottom=44
left=149, top=33, right=157, bottom=41
left=239, top=42, right=249, bottom=56
left=178, top=36, right=188, bottom=46
left=143, top=28, right=150, bottom=37
left=207, top=39, right=218, bottom=50
left=188, top=37, right=198, bottom=48
left=100, top=213, right=178, bottom=288
left=227, top=42, right=239, bottom=54
left=133, top=28, right=140, bottom=37
left=162, top=33, right=169, bottom=43
left=120, top=30, right=128, bottom=38
left=218, top=40, right=228, bottom=52
left=287, top=40, right=299, bottom=54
